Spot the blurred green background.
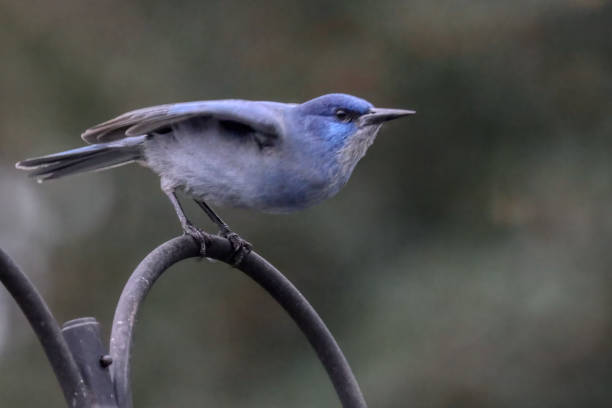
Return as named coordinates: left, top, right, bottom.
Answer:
left=1, top=0, right=612, bottom=406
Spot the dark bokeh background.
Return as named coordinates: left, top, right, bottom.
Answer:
left=1, top=1, right=612, bottom=406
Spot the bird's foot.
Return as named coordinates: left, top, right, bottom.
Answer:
left=223, top=231, right=252, bottom=266
left=183, top=223, right=209, bottom=257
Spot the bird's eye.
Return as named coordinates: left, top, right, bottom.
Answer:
left=335, top=109, right=351, bottom=123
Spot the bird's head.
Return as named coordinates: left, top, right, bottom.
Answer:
left=295, top=93, right=414, bottom=174
left=296, top=93, right=414, bottom=148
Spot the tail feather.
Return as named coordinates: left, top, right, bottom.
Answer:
left=16, top=145, right=110, bottom=168
left=16, top=136, right=145, bottom=181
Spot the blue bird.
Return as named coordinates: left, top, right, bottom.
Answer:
left=16, top=93, right=414, bottom=263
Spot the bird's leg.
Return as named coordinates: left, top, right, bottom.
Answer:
left=163, top=189, right=208, bottom=257
left=194, top=199, right=252, bottom=266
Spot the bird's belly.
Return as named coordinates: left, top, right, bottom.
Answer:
left=182, top=168, right=337, bottom=213
left=144, top=134, right=339, bottom=213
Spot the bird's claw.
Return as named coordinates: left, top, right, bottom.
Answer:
left=223, top=231, right=252, bottom=266
left=183, top=223, right=208, bottom=257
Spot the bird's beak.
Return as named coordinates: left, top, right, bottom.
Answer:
left=360, top=108, right=415, bottom=126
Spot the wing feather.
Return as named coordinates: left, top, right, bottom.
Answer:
left=81, top=100, right=287, bottom=144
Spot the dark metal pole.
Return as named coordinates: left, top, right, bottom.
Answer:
left=62, top=317, right=118, bottom=407
left=0, top=249, right=90, bottom=407
left=109, top=236, right=197, bottom=408
left=234, top=245, right=368, bottom=408
left=110, top=235, right=367, bottom=408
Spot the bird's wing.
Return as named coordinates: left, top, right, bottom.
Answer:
left=81, top=100, right=288, bottom=144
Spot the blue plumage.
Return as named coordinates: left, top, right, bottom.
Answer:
left=16, top=93, right=414, bottom=261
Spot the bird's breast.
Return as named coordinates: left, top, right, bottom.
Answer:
left=143, top=126, right=342, bottom=212
left=254, top=163, right=338, bottom=213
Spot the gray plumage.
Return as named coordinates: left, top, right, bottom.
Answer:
left=17, top=94, right=414, bottom=215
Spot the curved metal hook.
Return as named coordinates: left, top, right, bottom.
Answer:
left=0, top=249, right=90, bottom=407
left=109, top=235, right=367, bottom=408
